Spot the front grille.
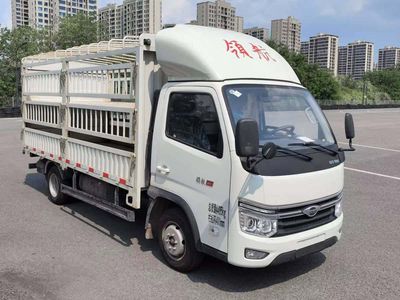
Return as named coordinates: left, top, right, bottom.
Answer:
left=273, top=195, right=340, bottom=237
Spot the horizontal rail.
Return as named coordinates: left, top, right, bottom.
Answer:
left=68, top=103, right=135, bottom=113
left=67, top=63, right=133, bottom=73
left=24, top=100, right=62, bottom=106
left=22, top=93, right=134, bottom=100
left=23, top=48, right=139, bottom=68
left=23, top=93, right=61, bottom=96
left=24, top=70, right=62, bottom=76
left=67, top=94, right=134, bottom=100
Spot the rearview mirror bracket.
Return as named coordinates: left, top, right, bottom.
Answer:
left=339, top=138, right=355, bottom=152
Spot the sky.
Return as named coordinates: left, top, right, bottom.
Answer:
left=1, top=0, right=399, bottom=54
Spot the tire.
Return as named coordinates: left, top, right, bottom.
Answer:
left=46, top=166, right=69, bottom=205
left=158, top=208, right=204, bottom=273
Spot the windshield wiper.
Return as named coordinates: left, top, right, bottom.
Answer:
left=258, top=145, right=313, bottom=161
left=288, top=142, right=338, bottom=156
left=275, top=146, right=313, bottom=161
left=248, top=143, right=312, bottom=171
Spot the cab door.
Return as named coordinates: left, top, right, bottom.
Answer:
left=151, top=86, right=231, bottom=253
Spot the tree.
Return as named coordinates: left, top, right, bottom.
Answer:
left=365, top=68, right=400, bottom=100
left=54, top=13, right=98, bottom=49
left=0, top=26, right=53, bottom=104
left=267, top=40, right=340, bottom=100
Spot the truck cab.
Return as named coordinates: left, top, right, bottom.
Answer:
left=149, top=26, right=353, bottom=269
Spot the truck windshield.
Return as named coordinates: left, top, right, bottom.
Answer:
left=223, top=84, right=335, bottom=149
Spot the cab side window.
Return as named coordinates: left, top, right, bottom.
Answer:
left=166, top=93, right=223, bottom=158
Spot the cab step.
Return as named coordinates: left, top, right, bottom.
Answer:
left=61, top=185, right=135, bottom=222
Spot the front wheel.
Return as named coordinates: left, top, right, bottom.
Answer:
left=158, top=208, right=204, bottom=273
left=46, top=166, right=69, bottom=205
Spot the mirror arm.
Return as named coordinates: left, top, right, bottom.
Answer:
left=339, top=138, right=356, bottom=152
left=349, top=138, right=354, bottom=150
left=246, top=157, right=251, bottom=169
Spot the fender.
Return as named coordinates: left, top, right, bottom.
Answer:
left=147, top=186, right=201, bottom=247
left=147, top=186, right=228, bottom=262
left=37, top=159, right=67, bottom=180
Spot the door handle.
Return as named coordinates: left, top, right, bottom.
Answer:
left=156, top=165, right=170, bottom=175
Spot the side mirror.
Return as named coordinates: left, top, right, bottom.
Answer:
left=235, top=119, right=259, bottom=157
left=341, top=113, right=355, bottom=151
left=345, top=113, right=355, bottom=140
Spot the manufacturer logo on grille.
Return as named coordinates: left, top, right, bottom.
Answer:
left=303, top=205, right=321, bottom=217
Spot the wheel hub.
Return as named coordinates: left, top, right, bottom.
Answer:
left=49, top=173, right=60, bottom=198
left=162, top=224, right=185, bottom=259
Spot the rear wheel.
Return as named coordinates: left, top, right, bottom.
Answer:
left=46, top=166, right=69, bottom=205
left=158, top=208, right=204, bottom=273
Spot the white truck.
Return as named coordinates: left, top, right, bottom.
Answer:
left=21, top=25, right=355, bottom=272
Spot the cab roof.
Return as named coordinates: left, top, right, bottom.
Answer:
left=155, top=25, right=300, bottom=84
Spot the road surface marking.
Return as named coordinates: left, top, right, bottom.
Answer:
left=0, top=117, right=22, bottom=121
left=345, top=167, right=400, bottom=181
left=339, top=142, right=400, bottom=153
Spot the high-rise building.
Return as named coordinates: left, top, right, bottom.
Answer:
left=301, top=33, right=339, bottom=76
left=338, top=46, right=348, bottom=76
left=196, top=0, right=243, bottom=32
left=338, top=41, right=374, bottom=80
left=98, top=4, right=122, bottom=39
left=98, top=0, right=162, bottom=39
left=347, top=41, right=374, bottom=80
left=300, top=41, right=309, bottom=58
left=11, top=0, right=98, bottom=29
left=243, top=27, right=270, bottom=42
left=378, top=47, right=400, bottom=70
left=235, top=16, right=243, bottom=33
left=12, top=0, right=29, bottom=28
left=271, top=16, right=301, bottom=53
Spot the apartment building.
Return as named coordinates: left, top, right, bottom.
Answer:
left=338, top=46, right=348, bottom=76
left=11, top=0, right=29, bottom=28
left=243, top=27, right=270, bottom=42
left=271, top=16, right=301, bottom=53
left=378, top=47, right=400, bottom=70
left=98, top=4, right=122, bottom=39
left=301, top=34, right=339, bottom=76
left=98, top=0, right=162, bottom=39
left=348, top=41, right=374, bottom=79
left=235, top=16, right=243, bottom=33
left=338, top=41, right=374, bottom=80
left=11, top=0, right=98, bottom=29
left=197, top=0, right=243, bottom=32
left=300, top=41, right=309, bottom=57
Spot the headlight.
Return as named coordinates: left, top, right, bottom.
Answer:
left=335, top=200, right=343, bottom=217
left=239, top=205, right=277, bottom=237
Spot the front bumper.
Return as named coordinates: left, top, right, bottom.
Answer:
left=270, top=236, right=338, bottom=265
left=227, top=214, right=343, bottom=268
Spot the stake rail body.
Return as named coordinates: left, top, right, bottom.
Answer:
left=21, top=35, right=156, bottom=209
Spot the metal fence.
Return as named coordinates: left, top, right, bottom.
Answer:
left=317, top=99, right=399, bottom=106
left=0, top=97, right=21, bottom=108
left=0, top=97, right=21, bottom=118
left=317, top=99, right=400, bottom=109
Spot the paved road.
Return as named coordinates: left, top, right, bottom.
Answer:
left=0, top=109, right=399, bottom=299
